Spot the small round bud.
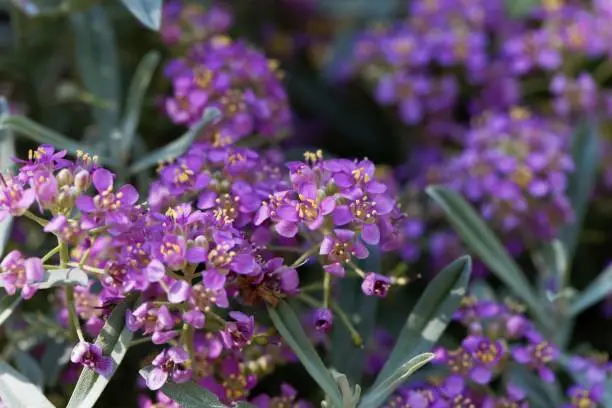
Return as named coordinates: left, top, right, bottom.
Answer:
left=56, top=168, right=74, bottom=186
left=74, top=170, right=91, bottom=193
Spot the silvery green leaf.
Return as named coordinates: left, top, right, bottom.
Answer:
left=0, top=294, right=21, bottom=327
left=138, top=370, right=233, bottom=408
left=0, top=360, right=55, bottom=408
left=331, top=245, right=379, bottom=385
left=13, top=350, right=44, bottom=389
left=118, top=51, right=161, bottom=162
left=0, top=115, right=115, bottom=165
left=268, top=300, right=343, bottom=408
left=532, top=239, right=568, bottom=296
left=129, top=107, right=220, bottom=174
left=35, top=268, right=89, bottom=289
left=559, top=121, right=600, bottom=263
left=120, top=0, right=163, bottom=31
left=569, top=264, right=612, bottom=316
left=426, top=185, right=550, bottom=331
left=66, top=297, right=135, bottom=408
left=41, top=339, right=72, bottom=387
left=70, top=5, right=120, bottom=146
left=0, top=98, right=16, bottom=256
left=372, top=256, right=471, bottom=388
left=359, top=353, right=434, bottom=408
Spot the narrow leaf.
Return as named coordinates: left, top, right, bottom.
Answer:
left=129, top=107, right=220, bottom=174
left=569, top=264, right=612, bottom=316
left=532, top=239, right=568, bottom=296
left=120, top=0, right=163, bottom=31
left=34, top=268, right=89, bottom=290
left=331, top=246, right=379, bottom=385
left=268, top=300, right=343, bottom=407
left=119, top=51, right=161, bottom=161
left=0, top=115, right=115, bottom=165
left=41, top=339, right=72, bottom=387
left=0, top=98, right=16, bottom=256
left=66, top=297, right=135, bottom=408
left=359, top=353, right=434, bottom=408
left=139, top=369, right=229, bottom=408
left=13, top=350, right=44, bottom=389
left=0, top=294, right=21, bottom=327
left=373, top=256, right=471, bottom=387
left=426, top=185, right=550, bottom=329
left=0, top=360, right=55, bottom=408
left=559, top=121, right=600, bottom=263
left=70, top=5, right=121, bottom=145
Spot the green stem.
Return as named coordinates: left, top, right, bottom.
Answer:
left=206, top=311, right=227, bottom=328
left=60, top=241, right=84, bottom=342
left=24, top=210, right=48, bottom=227
left=41, top=245, right=60, bottom=263
left=323, top=272, right=332, bottom=309
left=67, top=262, right=105, bottom=276
left=347, top=260, right=366, bottom=279
left=290, top=245, right=319, bottom=268
left=330, top=301, right=363, bottom=348
left=129, top=336, right=153, bottom=347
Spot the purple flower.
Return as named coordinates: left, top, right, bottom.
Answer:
left=462, top=335, right=506, bottom=384
left=0, top=174, right=35, bottom=220
left=220, top=311, right=254, bottom=350
left=75, top=168, right=139, bottom=228
left=361, top=272, right=392, bottom=297
left=70, top=341, right=113, bottom=377
left=126, top=303, right=176, bottom=344
left=319, top=229, right=368, bottom=277
left=564, top=383, right=604, bottom=408
left=511, top=335, right=558, bottom=382
left=146, top=347, right=192, bottom=390
left=251, top=383, right=311, bottom=408
left=313, top=308, right=333, bottom=331
left=0, top=250, right=43, bottom=299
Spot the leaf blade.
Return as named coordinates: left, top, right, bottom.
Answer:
left=128, top=107, right=220, bottom=175
left=66, top=297, right=135, bottom=408
left=120, top=0, right=163, bottom=31
left=118, top=51, right=161, bottom=161
left=0, top=360, right=55, bottom=408
left=267, top=300, right=343, bottom=407
left=373, top=256, right=471, bottom=387
left=426, top=185, right=549, bottom=329
left=359, top=353, right=434, bottom=408
left=0, top=294, right=21, bottom=327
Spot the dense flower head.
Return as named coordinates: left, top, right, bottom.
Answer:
left=435, top=108, right=574, bottom=244
left=164, top=35, right=291, bottom=145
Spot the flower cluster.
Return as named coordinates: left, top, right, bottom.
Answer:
left=0, top=140, right=400, bottom=404
left=164, top=35, right=291, bottom=145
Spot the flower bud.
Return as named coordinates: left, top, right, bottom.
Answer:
left=361, top=272, right=392, bottom=297
left=56, top=168, right=74, bottom=187
left=313, top=308, right=333, bottom=331
left=74, top=170, right=91, bottom=193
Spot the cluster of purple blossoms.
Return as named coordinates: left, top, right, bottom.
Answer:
left=161, top=0, right=233, bottom=49
left=164, top=35, right=292, bottom=145
left=438, top=109, right=574, bottom=243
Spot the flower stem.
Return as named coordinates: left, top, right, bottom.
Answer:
left=60, top=241, right=85, bottom=342
left=129, top=336, right=153, bottom=347
left=24, top=210, right=48, bottom=227
left=206, top=311, right=227, bottom=328
left=330, top=301, right=363, bottom=348
left=323, top=272, right=331, bottom=309
left=41, top=245, right=60, bottom=263
left=347, top=260, right=366, bottom=279
left=291, top=245, right=319, bottom=268
left=67, top=262, right=105, bottom=276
